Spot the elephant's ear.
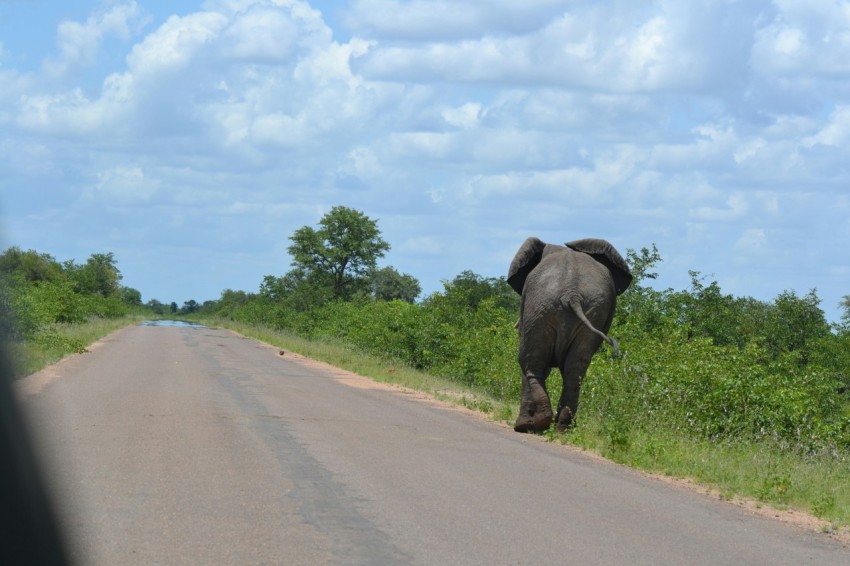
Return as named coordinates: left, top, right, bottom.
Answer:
left=508, top=237, right=546, bottom=294
left=566, top=238, right=633, bottom=295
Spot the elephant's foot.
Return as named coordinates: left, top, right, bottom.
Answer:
left=513, top=415, right=533, bottom=433
left=515, top=376, right=552, bottom=433
left=555, top=407, right=575, bottom=431
left=513, top=410, right=553, bottom=433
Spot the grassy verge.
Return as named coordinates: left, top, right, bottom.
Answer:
left=198, top=316, right=850, bottom=534
left=555, top=424, right=850, bottom=532
left=6, top=313, right=150, bottom=379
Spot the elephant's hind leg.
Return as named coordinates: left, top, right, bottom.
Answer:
left=514, top=367, right=553, bottom=433
left=554, top=340, right=599, bottom=431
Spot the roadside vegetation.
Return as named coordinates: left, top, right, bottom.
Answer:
left=0, top=247, right=153, bottom=377
left=5, top=205, right=850, bottom=530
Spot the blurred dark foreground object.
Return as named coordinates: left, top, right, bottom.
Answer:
left=0, top=346, right=70, bottom=565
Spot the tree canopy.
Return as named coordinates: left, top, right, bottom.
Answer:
left=287, top=206, right=391, bottom=300
left=70, top=252, right=123, bottom=297
left=369, top=266, right=421, bottom=303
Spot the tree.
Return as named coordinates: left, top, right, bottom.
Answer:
left=287, top=206, right=390, bottom=300
left=121, top=287, right=143, bottom=306
left=145, top=299, right=168, bottom=315
left=763, top=289, right=830, bottom=361
left=671, top=271, right=756, bottom=348
left=181, top=300, right=198, bottom=314
left=840, top=294, right=850, bottom=331
left=211, top=289, right=253, bottom=318
left=272, top=269, right=335, bottom=312
left=0, top=247, right=64, bottom=283
left=70, top=253, right=122, bottom=297
left=369, top=267, right=421, bottom=303
left=617, top=244, right=668, bottom=331
left=427, top=271, right=519, bottom=312
left=259, top=275, right=287, bottom=302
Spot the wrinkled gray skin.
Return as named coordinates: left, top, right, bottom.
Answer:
left=508, top=237, right=632, bottom=433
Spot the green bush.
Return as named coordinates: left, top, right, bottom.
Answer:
left=1, top=247, right=152, bottom=369
left=574, top=319, right=849, bottom=455
left=31, top=326, right=88, bottom=355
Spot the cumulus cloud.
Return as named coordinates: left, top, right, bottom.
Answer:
left=751, top=0, right=850, bottom=77
left=43, top=1, right=141, bottom=78
left=442, top=103, right=481, bottom=129
left=691, top=192, right=750, bottom=222
left=344, top=0, right=567, bottom=40
left=350, top=1, right=756, bottom=93
left=87, top=166, right=159, bottom=205
left=803, top=105, right=850, bottom=147
left=127, top=11, right=228, bottom=77
left=734, top=228, right=768, bottom=254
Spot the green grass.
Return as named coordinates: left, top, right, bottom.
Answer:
left=6, top=313, right=150, bottom=379
left=557, top=423, right=850, bottom=529
left=202, top=316, right=850, bottom=534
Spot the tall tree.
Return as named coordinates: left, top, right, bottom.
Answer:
left=287, top=206, right=390, bottom=300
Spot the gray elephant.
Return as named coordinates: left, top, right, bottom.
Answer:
left=507, top=237, right=632, bottom=433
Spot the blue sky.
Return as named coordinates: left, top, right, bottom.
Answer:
left=1, top=0, right=849, bottom=322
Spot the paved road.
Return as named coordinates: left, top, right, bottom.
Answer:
left=15, top=323, right=849, bottom=565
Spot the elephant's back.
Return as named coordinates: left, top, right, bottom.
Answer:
left=528, top=247, right=605, bottom=283
left=524, top=248, right=616, bottom=311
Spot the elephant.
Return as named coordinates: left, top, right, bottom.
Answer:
left=507, top=237, right=632, bottom=433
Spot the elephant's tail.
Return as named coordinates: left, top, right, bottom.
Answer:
left=566, top=299, right=620, bottom=357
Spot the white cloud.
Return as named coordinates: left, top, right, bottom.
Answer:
left=734, top=228, right=768, bottom=254
left=400, top=236, right=442, bottom=255
left=733, top=138, right=767, bottom=164
left=756, top=192, right=781, bottom=215
left=351, top=2, right=747, bottom=92
left=44, top=1, right=141, bottom=77
left=691, top=192, right=749, bottom=222
left=345, top=146, right=384, bottom=178
left=345, top=0, right=567, bottom=39
left=16, top=89, right=111, bottom=135
left=442, top=103, right=481, bottom=129
left=249, top=112, right=307, bottom=147
left=803, top=105, right=850, bottom=147
left=87, top=166, right=159, bottom=205
left=13, top=0, right=382, bottom=152
left=126, top=11, right=228, bottom=77
left=222, top=7, right=300, bottom=62
left=751, top=0, right=850, bottom=77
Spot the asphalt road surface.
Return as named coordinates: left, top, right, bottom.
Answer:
left=14, top=323, right=849, bottom=565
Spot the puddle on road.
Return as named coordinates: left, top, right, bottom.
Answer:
left=140, top=320, right=207, bottom=328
